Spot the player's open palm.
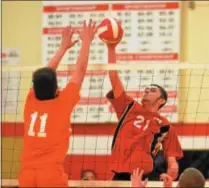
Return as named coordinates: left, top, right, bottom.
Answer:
left=61, top=26, right=78, bottom=51
left=79, top=19, right=97, bottom=44
left=160, top=173, right=173, bottom=188
left=131, top=168, right=148, bottom=188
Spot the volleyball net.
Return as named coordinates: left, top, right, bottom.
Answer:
left=2, top=63, right=209, bottom=182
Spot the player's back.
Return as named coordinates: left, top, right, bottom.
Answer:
left=21, top=89, right=74, bottom=169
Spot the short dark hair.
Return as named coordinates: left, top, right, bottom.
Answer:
left=32, top=67, right=57, bottom=100
left=150, top=84, right=168, bottom=109
left=179, top=168, right=205, bottom=188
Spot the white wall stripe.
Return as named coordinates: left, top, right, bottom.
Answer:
left=68, top=136, right=209, bottom=155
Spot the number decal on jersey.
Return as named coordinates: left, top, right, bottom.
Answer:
left=28, top=112, right=38, bottom=136
left=143, top=120, right=150, bottom=131
left=28, top=112, right=48, bottom=137
left=133, top=115, right=150, bottom=131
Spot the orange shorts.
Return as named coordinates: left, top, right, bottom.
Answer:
left=18, top=165, right=68, bottom=187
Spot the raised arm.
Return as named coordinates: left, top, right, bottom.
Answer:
left=105, top=44, right=134, bottom=120
left=47, top=26, right=78, bottom=70
left=70, top=19, right=97, bottom=89
left=107, top=45, right=124, bottom=98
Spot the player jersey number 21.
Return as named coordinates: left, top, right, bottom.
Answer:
left=133, top=115, right=150, bottom=131
left=28, top=112, right=48, bottom=137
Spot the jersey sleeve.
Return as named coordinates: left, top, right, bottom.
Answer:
left=163, top=125, right=183, bottom=160
left=25, top=88, right=35, bottom=104
left=106, top=90, right=134, bottom=119
left=60, top=81, right=80, bottom=113
left=23, top=89, right=35, bottom=118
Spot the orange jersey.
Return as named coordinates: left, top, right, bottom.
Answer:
left=21, top=82, right=80, bottom=169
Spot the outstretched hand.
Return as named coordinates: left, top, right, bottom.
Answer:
left=47, top=26, right=78, bottom=70
left=160, top=173, right=173, bottom=188
left=131, top=168, right=148, bottom=188
left=79, top=19, right=97, bottom=44
left=61, top=26, right=78, bottom=51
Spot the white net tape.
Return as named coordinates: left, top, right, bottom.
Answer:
left=2, top=63, right=209, bottom=72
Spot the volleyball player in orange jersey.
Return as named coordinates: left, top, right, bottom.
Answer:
left=18, top=19, right=97, bottom=187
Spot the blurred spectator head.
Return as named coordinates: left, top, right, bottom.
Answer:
left=81, top=169, right=96, bottom=180
left=178, top=167, right=205, bottom=188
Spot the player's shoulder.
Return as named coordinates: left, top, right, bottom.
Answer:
left=62, top=82, right=80, bottom=93
left=27, top=88, right=35, bottom=98
left=154, top=114, right=170, bottom=126
left=25, top=89, right=36, bottom=108
left=59, top=81, right=80, bottom=100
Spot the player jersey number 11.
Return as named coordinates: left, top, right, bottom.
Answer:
left=28, top=112, right=48, bottom=137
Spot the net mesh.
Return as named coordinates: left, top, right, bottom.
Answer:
left=2, top=63, right=209, bottom=180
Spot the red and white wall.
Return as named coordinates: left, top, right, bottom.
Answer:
left=2, top=122, right=209, bottom=180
